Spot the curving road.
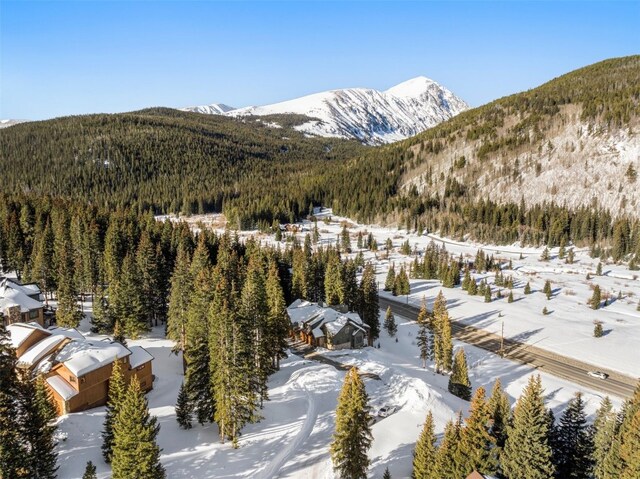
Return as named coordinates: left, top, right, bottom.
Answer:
left=379, top=296, right=637, bottom=399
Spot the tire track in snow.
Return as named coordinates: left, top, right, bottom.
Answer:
left=255, top=389, right=318, bottom=479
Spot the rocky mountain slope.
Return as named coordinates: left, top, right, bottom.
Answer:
left=184, top=77, right=468, bottom=145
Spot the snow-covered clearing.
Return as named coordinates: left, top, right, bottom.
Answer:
left=56, top=299, right=622, bottom=478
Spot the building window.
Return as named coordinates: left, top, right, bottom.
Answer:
left=80, top=377, right=86, bottom=384
left=136, top=364, right=146, bottom=371
left=29, top=310, right=39, bottom=319
left=69, top=376, right=76, bottom=383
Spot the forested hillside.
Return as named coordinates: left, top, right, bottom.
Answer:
left=0, top=108, right=365, bottom=229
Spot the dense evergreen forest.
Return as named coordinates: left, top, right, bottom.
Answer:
left=1, top=57, right=639, bottom=258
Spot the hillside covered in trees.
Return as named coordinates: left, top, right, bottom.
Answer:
left=2, top=57, right=639, bottom=257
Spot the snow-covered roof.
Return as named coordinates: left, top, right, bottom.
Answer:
left=7, top=322, right=50, bottom=349
left=0, top=284, right=43, bottom=313
left=288, top=300, right=369, bottom=339
left=46, top=375, right=78, bottom=401
left=18, top=335, right=67, bottom=367
left=1, top=278, right=41, bottom=296
left=55, top=339, right=131, bottom=377
left=286, top=300, right=324, bottom=325
left=48, top=327, right=85, bottom=341
left=128, top=345, right=154, bottom=369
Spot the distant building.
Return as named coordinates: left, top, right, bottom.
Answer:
left=287, top=299, right=370, bottom=350
left=0, top=278, right=45, bottom=327
left=7, top=322, right=154, bottom=415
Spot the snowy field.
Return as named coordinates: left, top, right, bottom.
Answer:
left=56, top=291, right=627, bottom=478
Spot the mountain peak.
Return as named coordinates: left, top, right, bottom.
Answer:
left=385, top=76, right=438, bottom=97
left=182, top=103, right=235, bottom=115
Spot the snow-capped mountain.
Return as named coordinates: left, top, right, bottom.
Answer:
left=185, top=77, right=468, bottom=145
left=0, top=119, right=28, bottom=129
left=182, top=103, right=235, bottom=115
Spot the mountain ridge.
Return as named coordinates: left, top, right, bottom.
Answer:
left=183, top=76, right=468, bottom=145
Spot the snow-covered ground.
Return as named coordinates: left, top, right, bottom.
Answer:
left=55, top=299, right=622, bottom=478
left=160, top=207, right=640, bottom=378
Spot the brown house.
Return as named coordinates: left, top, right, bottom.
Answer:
left=287, top=300, right=370, bottom=350
left=1, top=279, right=45, bottom=327
left=7, top=323, right=154, bottom=415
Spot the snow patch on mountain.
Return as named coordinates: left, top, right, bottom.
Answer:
left=186, top=77, right=468, bottom=145
left=0, top=119, right=28, bottom=129
left=182, top=103, right=235, bottom=115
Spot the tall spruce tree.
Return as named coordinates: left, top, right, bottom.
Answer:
left=384, top=306, right=398, bottom=337
left=433, top=292, right=453, bottom=374
left=331, top=368, right=373, bottom=479
left=592, top=396, right=619, bottom=479
left=184, top=267, right=215, bottom=425
left=434, top=414, right=465, bottom=479
left=459, top=386, right=498, bottom=476
left=416, top=299, right=432, bottom=367
left=488, top=378, right=511, bottom=449
left=102, top=357, right=126, bottom=462
left=265, top=259, right=290, bottom=370
left=167, top=243, right=193, bottom=366
left=448, top=348, right=472, bottom=400
left=325, top=254, right=345, bottom=305
left=175, top=382, right=193, bottom=429
left=358, top=263, right=380, bottom=341
left=16, top=371, right=58, bottom=479
left=0, top=323, right=26, bottom=477
left=385, top=264, right=396, bottom=292
left=412, top=410, right=436, bottom=479
left=554, top=392, right=594, bottom=479
left=502, top=375, right=555, bottom=479
left=111, top=376, right=165, bottom=479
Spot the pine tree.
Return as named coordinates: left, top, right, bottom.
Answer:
left=325, top=254, right=345, bottom=305
left=524, top=281, right=532, bottom=294
left=358, top=263, right=380, bottom=341
left=175, top=382, right=193, bottom=429
left=92, top=284, right=113, bottom=333
left=184, top=267, right=215, bottom=425
left=434, top=414, right=465, bottom=479
left=111, top=376, right=165, bottom=479
left=468, top=277, right=478, bottom=295
left=416, top=300, right=432, bottom=368
left=111, top=253, right=146, bottom=338
left=554, top=392, right=594, bottom=479
left=343, top=260, right=360, bottom=312
left=567, top=248, right=575, bottom=264
left=102, top=357, right=126, bottom=462
left=488, top=378, right=511, bottom=449
left=541, top=247, right=550, bottom=261
left=508, top=290, right=514, bottom=303
left=619, top=408, right=640, bottom=479
left=384, top=306, right=397, bottom=337
left=543, top=280, right=552, bottom=299
left=459, top=387, right=498, bottom=476
left=385, top=264, right=396, bottom=292
left=462, top=268, right=471, bottom=291
left=590, top=285, right=602, bottom=310
left=331, top=368, right=373, bottom=479
left=597, top=262, right=603, bottom=275
left=412, top=411, right=436, bottom=479
left=383, top=466, right=392, bottom=479
left=341, top=225, right=351, bottom=253
left=594, top=321, right=604, bottom=337
left=0, top=323, right=27, bottom=477
left=265, top=259, right=290, bottom=370
left=592, top=397, right=618, bottom=479
left=167, top=243, right=193, bottom=365
left=82, top=461, right=97, bottom=479
left=433, top=293, right=453, bottom=374
left=448, top=348, right=471, bottom=400
left=502, top=375, right=555, bottom=479
left=16, top=371, right=58, bottom=478
left=484, top=285, right=492, bottom=303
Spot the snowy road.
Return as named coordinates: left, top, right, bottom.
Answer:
left=380, top=296, right=637, bottom=399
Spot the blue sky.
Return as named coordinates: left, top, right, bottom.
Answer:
left=1, top=1, right=638, bottom=120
